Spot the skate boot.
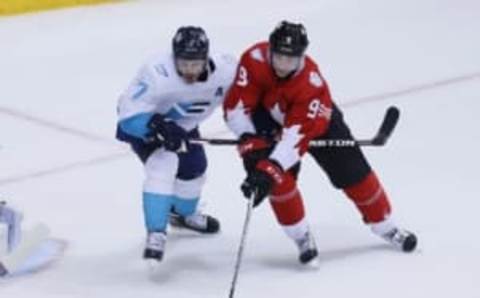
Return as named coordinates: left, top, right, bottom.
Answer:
left=381, top=228, right=417, bottom=252
left=294, top=231, right=319, bottom=265
left=143, top=231, right=166, bottom=262
left=371, top=218, right=417, bottom=252
left=169, top=211, right=220, bottom=234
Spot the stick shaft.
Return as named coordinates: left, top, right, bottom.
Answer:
left=228, top=195, right=255, bottom=298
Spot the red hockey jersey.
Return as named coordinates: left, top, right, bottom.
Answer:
left=224, top=41, right=333, bottom=170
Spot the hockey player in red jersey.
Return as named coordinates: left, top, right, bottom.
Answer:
left=223, top=21, right=417, bottom=265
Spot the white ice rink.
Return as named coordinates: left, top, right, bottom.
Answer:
left=1, top=0, right=479, bottom=297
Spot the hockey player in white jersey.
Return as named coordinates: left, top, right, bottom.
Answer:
left=1, top=201, right=22, bottom=276
left=116, top=26, right=236, bottom=263
left=0, top=201, right=22, bottom=255
left=1, top=202, right=62, bottom=277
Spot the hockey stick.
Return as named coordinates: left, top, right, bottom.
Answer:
left=191, top=106, right=400, bottom=148
left=228, top=193, right=255, bottom=298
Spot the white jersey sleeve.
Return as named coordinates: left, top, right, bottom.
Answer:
left=116, top=51, right=237, bottom=140
left=117, top=63, right=164, bottom=121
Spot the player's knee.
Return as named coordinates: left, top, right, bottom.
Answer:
left=144, top=166, right=177, bottom=193
left=143, top=151, right=178, bottom=193
left=270, top=172, right=297, bottom=201
left=174, top=175, right=206, bottom=199
left=269, top=174, right=305, bottom=226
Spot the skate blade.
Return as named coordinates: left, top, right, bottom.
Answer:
left=146, top=259, right=162, bottom=274
left=302, top=257, right=320, bottom=269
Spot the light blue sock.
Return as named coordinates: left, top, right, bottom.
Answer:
left=173, top=196, right=200, bottom=217
left=143, top=192, right=174, bottom=232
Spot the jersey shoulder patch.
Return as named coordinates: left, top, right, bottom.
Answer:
left=309, top=71, right=324, bottom=88
left=250, top=48, right=265, bottom=62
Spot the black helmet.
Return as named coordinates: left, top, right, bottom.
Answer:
left=269, top=21, right=309, bottom=56
left=172, top=26, right=209, bottom=60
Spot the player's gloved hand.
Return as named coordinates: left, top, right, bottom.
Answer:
left=147, top=114, right=188, bottom=152
left=240, top=159, right=285, bottom=207
left=237, top=133, right=272, bottom=173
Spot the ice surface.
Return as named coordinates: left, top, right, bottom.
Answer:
left=0, top=0, right=479, bottom=297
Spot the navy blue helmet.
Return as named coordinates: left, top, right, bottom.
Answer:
left=172, top=26, right=209, bottom=60
left=269, top=21, right=309, bottom=56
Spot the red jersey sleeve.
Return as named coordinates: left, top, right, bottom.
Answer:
left=270, top=69, right=333, bottom=170
left=223, top=45, right=267, bottom=136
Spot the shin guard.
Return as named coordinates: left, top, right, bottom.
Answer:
left=343, top=172, right=391, bottom=223
left=269, top=173, right=305, bottom=226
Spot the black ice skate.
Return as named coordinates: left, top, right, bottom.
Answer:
left=295, top=231, right=319, bottom=265
left=143, top=231, right=166, bottom=262
left=381, top=228, right=417, bottom=252
left=169, top=212, right=220, bottom=234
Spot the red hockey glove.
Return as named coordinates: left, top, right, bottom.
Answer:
left=237, top=133, right=272, bottom=173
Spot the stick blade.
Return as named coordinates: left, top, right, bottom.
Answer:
left=372, top=106, right=400, bottom=145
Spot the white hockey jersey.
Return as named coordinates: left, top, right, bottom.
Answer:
left=117, top=51, right=237, bottom=139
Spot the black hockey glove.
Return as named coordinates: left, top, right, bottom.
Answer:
left=237, top=133, right=272, bottom=174
left=240, top=159, right=286, bottom=207
left=147, top=114, right=188, bottom=152
left=241, top=169, right=273, bottom=208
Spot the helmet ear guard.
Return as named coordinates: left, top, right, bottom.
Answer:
left=269, top=21, right=309, bottom=56
left=172, top=26, right=209, bottom=60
